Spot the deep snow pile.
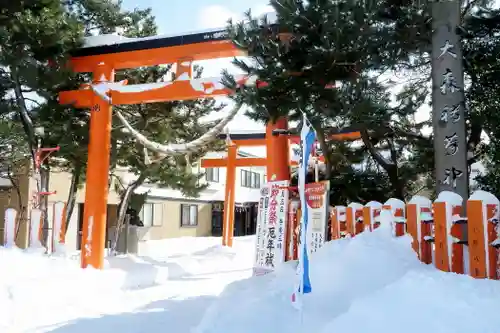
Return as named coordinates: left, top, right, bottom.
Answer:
left=137, top=236, right=255, bottom=278
left=195, top=227, right=500, bottom=333
left=0, top=237, right=255, bottom=333
left=0, top=247, right=129, bottom=332
left=3, top=231, right=500, bottom=333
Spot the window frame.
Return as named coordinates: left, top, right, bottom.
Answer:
left=241, top=170, right=248, bottom=187
left=152, top=203, right=163, bottom=227
left=241, top=170, right=262, bottom=189
left=139, top=203, right=154, bottom=227
left=206, top=167, right=220, bottom=182
left=180, top=204, right=198, bottom=227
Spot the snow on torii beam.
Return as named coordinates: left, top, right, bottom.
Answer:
left=58, top=22, right=291, bottom=268
left=59, top=75, right=255, bottom=106
left=68, top=28, right=244, bottom=72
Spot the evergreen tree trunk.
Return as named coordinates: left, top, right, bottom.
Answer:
left=360, top=128, right=405, bottom=199
left=110, top=173, right=147, bottom=254
left=64, top=162, right=83, bottom=235
left=39, top=159, right=50, bottom=245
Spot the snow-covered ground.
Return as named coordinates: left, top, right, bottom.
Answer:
left=0, top=237, right=254, bottom=333
left=2, top=229, right=500, bottom=333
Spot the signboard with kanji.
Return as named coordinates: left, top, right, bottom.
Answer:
left=305, top=181, right=330, bottom=255
left=253, top=180, right=289, bottom=276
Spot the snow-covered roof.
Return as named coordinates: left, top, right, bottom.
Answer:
left=83, top=12, right=277, bottom=48
left=0, top=177, right=12, bottom=187
left=83, top=28, right=227, bottom=48
left=208, top=187, right=261, bottom=203
left=134, top=185, right=260, bottom=204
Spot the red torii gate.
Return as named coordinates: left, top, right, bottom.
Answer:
left=57, top=22, right=358, bottom=269
left=201, top=127, right=361, bottom=247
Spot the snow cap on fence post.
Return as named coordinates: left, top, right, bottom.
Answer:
left=347, top=202, right=364, bottom=235
left=468, top=190, right=500, bottom=279
left=382, top=198, right=405, bottom=237
left=434, top=191, right=464, bottom=273
left=364, top=201, right=382, bottom=232
left=408, top=196, right=432, bottom=260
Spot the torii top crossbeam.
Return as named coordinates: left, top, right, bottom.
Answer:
left=69, top=28, right=242, bottom=72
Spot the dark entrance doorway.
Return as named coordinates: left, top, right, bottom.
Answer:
left=211, top=201, right=258, bottom=237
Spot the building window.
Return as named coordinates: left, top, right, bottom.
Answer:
left=241, top=170, right=261, bottom=189
left=241, top=170, right=248, bottom=187
left=206, top=168, right=220, bottom=182
left=140, top=203, right=154, bottom=227
left=181, top=204, right=198, bottom=227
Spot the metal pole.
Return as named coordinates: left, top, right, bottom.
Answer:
left=431, top=0, right=469, bottom=202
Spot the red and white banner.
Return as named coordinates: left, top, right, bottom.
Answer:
left=305, top=181, right=330, bottom=255
left=253, top=180, right=289, bottom=276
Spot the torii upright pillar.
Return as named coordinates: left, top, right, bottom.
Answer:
left=266, top=118, right=290, bottom=182
left=81, top=63, right=114, bottom=269
left=220, top=118, right=290, bottom=247
left=223, top=142, right=237, bottom=247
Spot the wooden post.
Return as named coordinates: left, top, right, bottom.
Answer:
left=420, top=208, right=434, bottom=265
left=467, top=200, right=487, bottom=278
left=345, top=207, right=355, bottom=237
left=354, top=208, right=364, bottom=235
left=331, top=207, right=340, bottom=240
left=80, top=63, right=114, bottom=269
left=394, top=208, right=405, bottom=237
left=406, top=204, right=419, bottom=256
left=486, top=204, right=498, bottom=279
left=433, top=201, right=450, bottom=272
left=223, top=143, right=237, bottom=247
left=362, top=206, right=372, bottom=232
left=450, top=205, right=464, bottom=274
left=362, top=202, right=381, bottom=232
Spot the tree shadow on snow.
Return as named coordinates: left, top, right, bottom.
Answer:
left=46, top=295, right=216, bottom=333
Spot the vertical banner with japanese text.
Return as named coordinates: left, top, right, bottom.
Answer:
left=253, top=180, right=289, bottom=276
left=305, top=181, right=330, bottom=255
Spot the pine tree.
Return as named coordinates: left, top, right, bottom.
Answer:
left=0, top=0, right=83, bottom=242
left=222, top=0, right=433, bottom=202
left=35, top=2, right=157, bottom=232
left=464, top=8, right=500, bottom=195
left=224, top=0, right=495, bottom=203
left=0, top=0, right=153, bottom=240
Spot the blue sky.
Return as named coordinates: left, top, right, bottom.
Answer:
left=121, top=0, right=272, bottom=34
left=120, top=0, right=274, bottom=156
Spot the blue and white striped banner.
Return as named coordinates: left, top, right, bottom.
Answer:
left=292, top=114, right=316, bottom=310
